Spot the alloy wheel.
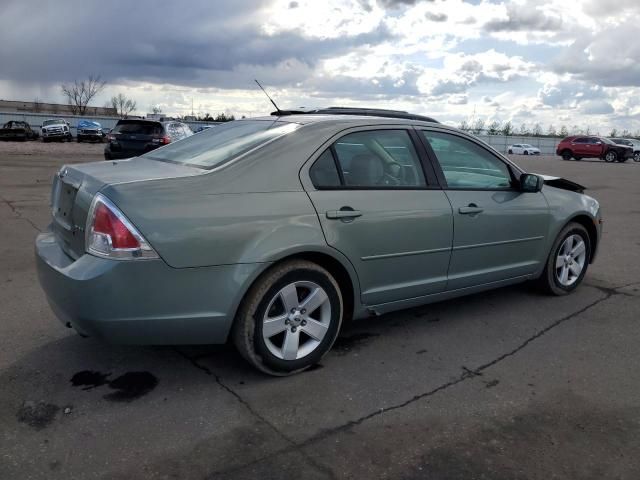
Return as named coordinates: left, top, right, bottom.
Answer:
left=555, top=234, right=587, bottom=287
left=262, top=281, right=332, bottom=360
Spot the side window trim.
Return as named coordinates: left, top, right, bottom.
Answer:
left=328, top=144, right=346, bottom=186
left=417, top=128, right=521, bottom=191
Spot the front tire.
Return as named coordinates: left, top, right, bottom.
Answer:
left=232, top=260, right=343, bottom=375
left=537, top=222, right=590, bottom=296
left=508, top=149, right=513, bottom=154
left=634, top=152, right=640, bottom=162
left=604, top=150, right=617, bottom=162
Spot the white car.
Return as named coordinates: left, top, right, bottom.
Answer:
left=508, top=144, right=540, bottom=155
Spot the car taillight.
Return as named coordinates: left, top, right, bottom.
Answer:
left=86, top=193, right=158, bottom=260
left=154, top=135, right=171, bottom=145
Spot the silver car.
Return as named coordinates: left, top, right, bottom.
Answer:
left=36, top=108, right=602, bottom=375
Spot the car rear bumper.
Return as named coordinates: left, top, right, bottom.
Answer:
left=35, top=230, right=262, bottom=345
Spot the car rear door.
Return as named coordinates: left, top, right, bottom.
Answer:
left=303, top=127, right=453, bottom=306
left=570, top=137, right=589, bottom=157
left=418, top=128, right=550, bottom=290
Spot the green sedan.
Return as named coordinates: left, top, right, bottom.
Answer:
left=35, top=108, right=602, bottom=375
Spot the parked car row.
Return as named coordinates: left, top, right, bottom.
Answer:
left=556, top=136, right=636, bottom=163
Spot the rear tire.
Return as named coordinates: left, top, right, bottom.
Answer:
left=524, top=150, right=529, bottom=155
left=561, top=150, right=572, bottom=161
left=232, top=260, right=343, bottom=376
left=537, top=222, right=590, bottom=296
left=508, top=149, right=513, bottom=154
left=574, top=156, right=582, bottom=161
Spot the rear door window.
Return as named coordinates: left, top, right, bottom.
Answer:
left=310, top=130, right=426, bottom=188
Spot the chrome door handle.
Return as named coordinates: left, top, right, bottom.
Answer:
left=459, top=204, right=483, bottom=215
left=326, top=208, right=362, bottom=220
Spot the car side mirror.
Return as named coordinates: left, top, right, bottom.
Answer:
left=595, top=141, right=602, bottom=145
left=520, top=173, right=543, bottom=193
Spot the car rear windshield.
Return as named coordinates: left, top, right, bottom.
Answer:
left=113, top=120, right=162, bottom=135
left=143, top=120, right=299, bottom=169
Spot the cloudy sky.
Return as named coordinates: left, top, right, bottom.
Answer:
left=1, top=0, right=639, bottom=132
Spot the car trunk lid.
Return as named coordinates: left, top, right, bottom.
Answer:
left=50, top=157, right=203, bottom=259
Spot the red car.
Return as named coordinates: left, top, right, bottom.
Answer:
left=556, top=136, right=633, bottom=163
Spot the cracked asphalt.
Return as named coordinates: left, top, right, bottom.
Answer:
left=1, top=142, right=639, bottom=479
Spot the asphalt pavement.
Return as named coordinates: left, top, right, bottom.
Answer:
left=1, top=143, right=639, bottom=479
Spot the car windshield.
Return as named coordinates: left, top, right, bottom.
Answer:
left=522, top=144, right=533, bottom=148
left=43, top=120, right=60, bottom=126
left=600, top=137, right=615, bottom=145
left=143, top=120, right=299, bottom=169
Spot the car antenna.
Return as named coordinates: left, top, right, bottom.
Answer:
left=254, top=79, right=282, bottom=115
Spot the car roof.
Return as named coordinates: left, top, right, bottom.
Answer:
left=248, top=113, right=446, bottom=129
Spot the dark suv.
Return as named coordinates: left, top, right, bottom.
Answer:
left=104, top=119, right=193, bottom=160
left=556, top=136, right=633, bottom=163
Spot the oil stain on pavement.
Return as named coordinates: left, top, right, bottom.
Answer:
left=70, top=370, right=158, bottom=402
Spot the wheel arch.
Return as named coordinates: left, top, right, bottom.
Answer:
left=229, top=247, right=362, bottom=340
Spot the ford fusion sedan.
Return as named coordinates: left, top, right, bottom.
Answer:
left=508, top=144, right=540, bottom=155
left=36, top=108, right=602, bottom=375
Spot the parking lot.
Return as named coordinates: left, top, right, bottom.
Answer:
left=1, top=142, right=639, bottom=479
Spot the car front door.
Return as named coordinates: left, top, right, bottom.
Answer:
left=419, top=129, right=550, bottom=290
left=303, top=127, right=453, bottom=306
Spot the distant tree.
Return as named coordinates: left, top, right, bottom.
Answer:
left=61, top=74, right=106, bottom=115
left=547, top=124, right=557, bottom=137
left=585, top=126, right=592, bottom=135
left=487, top=120, right=501, bottom=135
left=501, top=121, right=513, bottom=136
left=110, top=93, right=137, bottom=118
left=633, top=129, right=640, bottom=139
left=459, top=120, right=470, bottom=131
left=559, top=125, right=569, bottom=137
left=621, top=129, right=631, bottom=137
left=471, top=118, right=485, bottom=135
left=215, top=113, right=235, bottom=122
left=609, top=128, right=618, bottom=137
left=151, top=105, right=163, bottom=115
left=198, top=113, right=214, bottom=122
left=571, top=125, right=583, bottom=135
left=532, top=123, right=543, bottom=137
left=519, top=123, right=530, bottom=136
